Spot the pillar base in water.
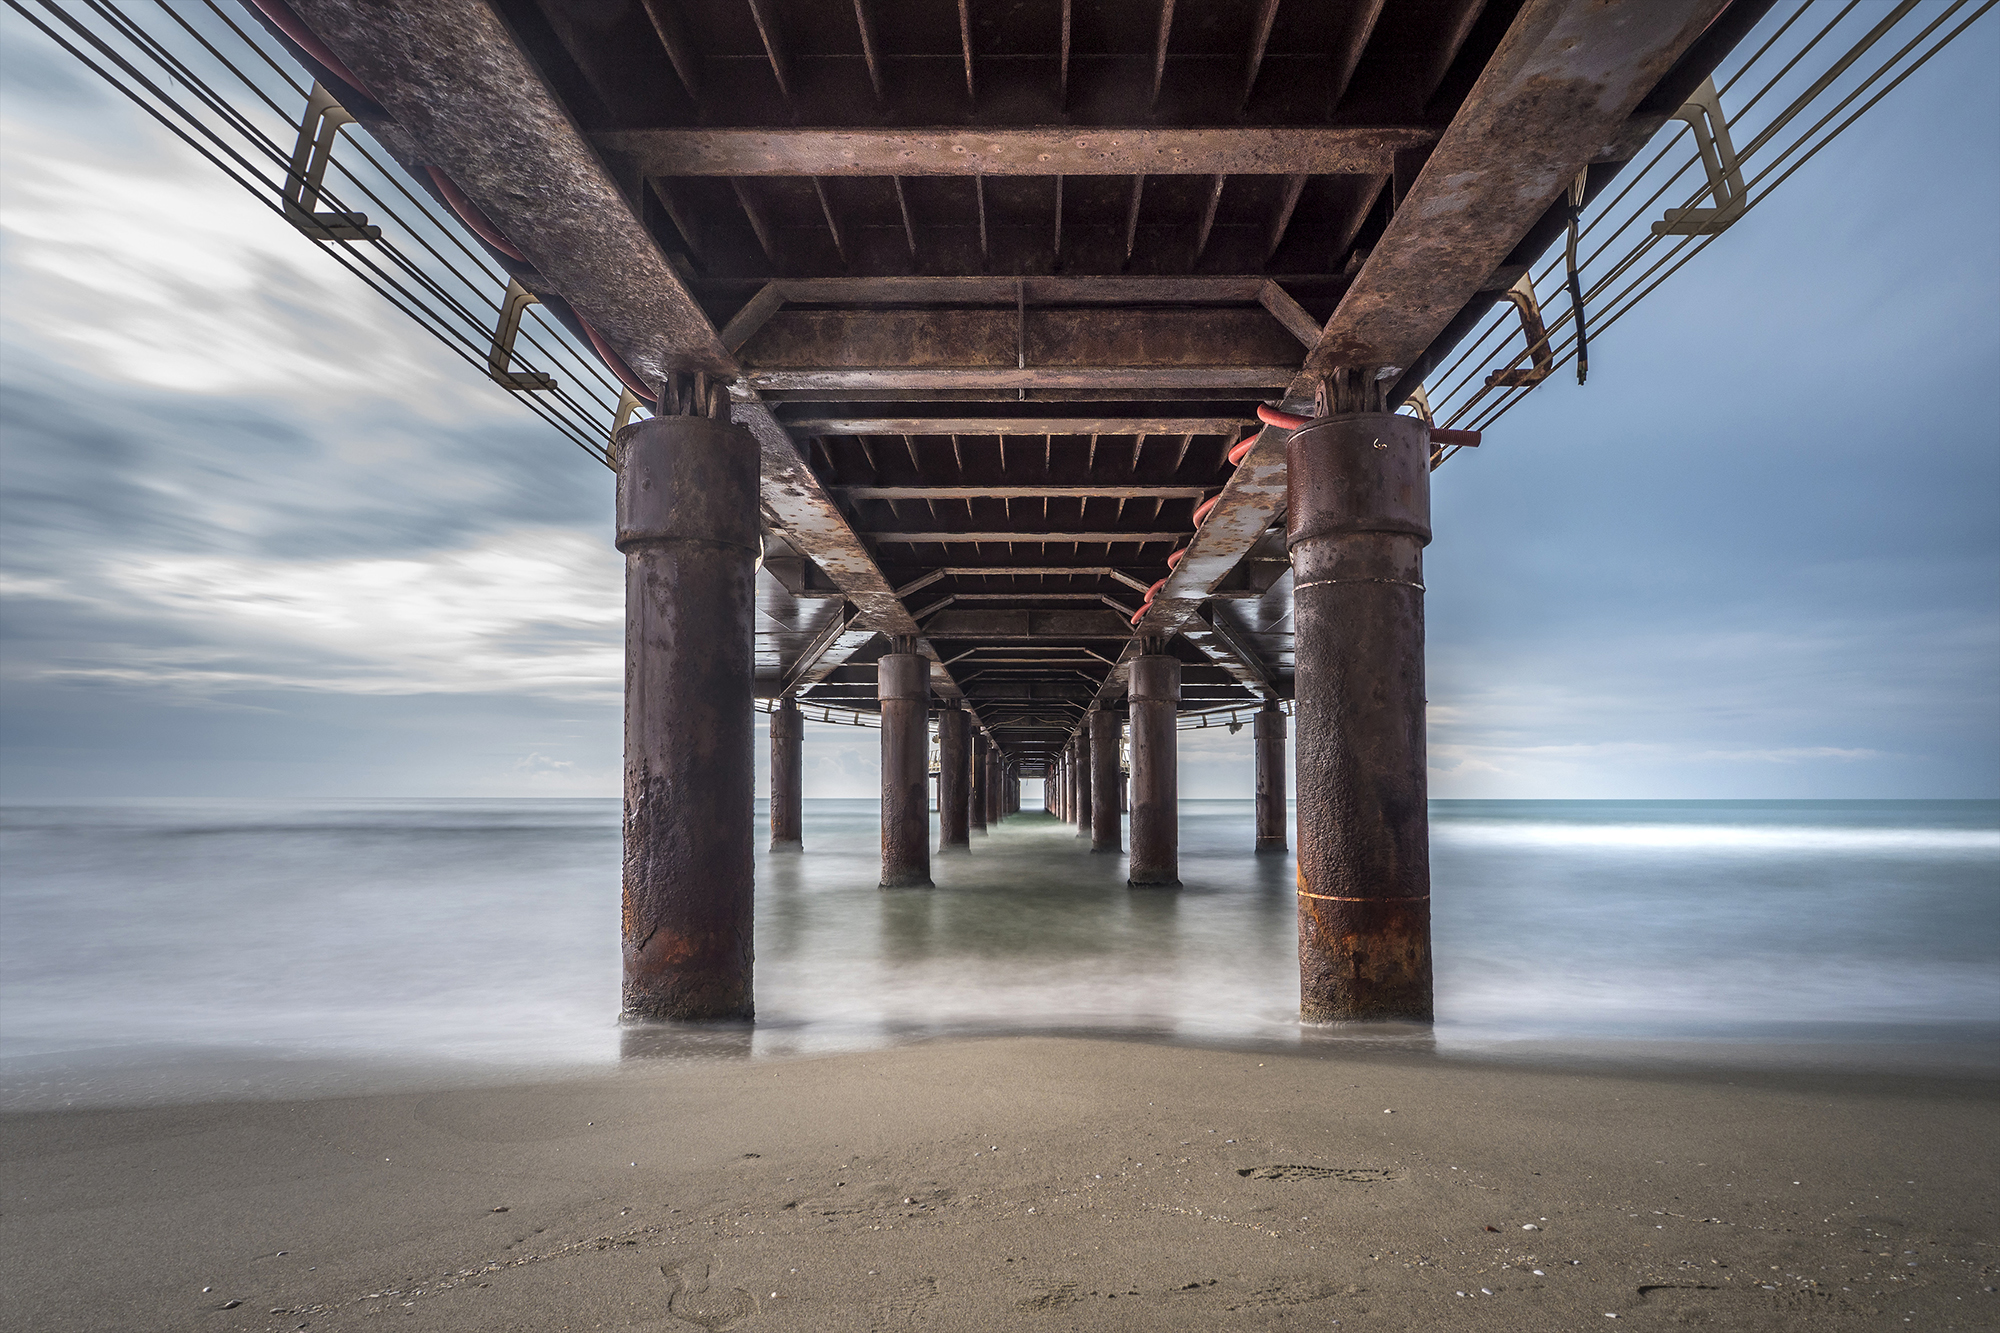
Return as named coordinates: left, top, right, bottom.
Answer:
left=1297, top=895, right=1434, bottom=1022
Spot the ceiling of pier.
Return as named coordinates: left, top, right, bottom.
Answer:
left=288, top=0, right=1742, bottom=772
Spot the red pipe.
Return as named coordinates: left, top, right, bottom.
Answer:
left=424, top=167, right=526, bottom=262
left=1192, top=495, right=1220, bottom=526
left=247, top=0, right=371, bottom=97
left=580, top=317, right=658, bottom=404
left=1165, top=547, right=1187, bottom=570
left=1144, top=577, right=1169, bottom=602
left=1226, top=436, right=1257, bottom=466
left=1130, top=605, right=1149, bottom=627
left=1257, top=404, right=1311, bottom=431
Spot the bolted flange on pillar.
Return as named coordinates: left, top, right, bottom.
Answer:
left=771, top=696, right=803, bottom=852
left=616, top=411, right=757, bottom=1022
left=878, top=644, right=934, bottom=888
left=1127, top=653, right=1180, bottom=886
left=1289, top=408, right=1433, bottom=1023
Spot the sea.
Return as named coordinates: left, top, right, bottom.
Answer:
left=2, top=799, right=1995, bottom=1107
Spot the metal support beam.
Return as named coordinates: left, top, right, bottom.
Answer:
left=771, top=695, right=803, bottom=852
left=1291, top=411, right=1431, bottom=1022
left=938, top=706, right=971, bottom=853
left=1072, top=728, right=1092, bottom=842
left=1254, top=701, right=1285, bottom=854
left=1090, top=707, right=1122, bottom=854
left=616, top=413, right=757, bottom=1021
left=595, top=125, right=1438, bottom=177
left=879, top=645, right=933, bottom=888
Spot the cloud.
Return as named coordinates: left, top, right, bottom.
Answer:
left=10, top=526, right=621, bottom=701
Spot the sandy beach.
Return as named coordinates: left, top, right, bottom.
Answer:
left=3, top=1036, right=1994, bottom=1333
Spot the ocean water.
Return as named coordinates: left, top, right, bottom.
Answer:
left=1, top=798, right=1995, bottom=1103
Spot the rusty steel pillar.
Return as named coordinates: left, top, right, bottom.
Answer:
left=970, top=733, right=989, bottom=835
left=937, top=705, right=971, bottom=853
left=1072, top=730, right=1093, bottom=841
left=1127, top=653, right=1180, bottom=887
left=1090, top=707, right=1122, bottom=854
left=1052, top=755, right=1065, bottom=820
left=878, top=642, right=934, bottom=888
left=1290, top=407, right=1433, bottom=1023
left=616, top=411, right=757, bottom=1022
left=1006, top=771, right=1019, bottom=815
left=986, top=747, right=1004, bottom=826
left=770, top=696, right=804, bottom=852
left=1255, top=701, right=1287, bottom=854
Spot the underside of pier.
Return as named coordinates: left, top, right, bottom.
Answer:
left=273, top=0, right=1765, bottom=1021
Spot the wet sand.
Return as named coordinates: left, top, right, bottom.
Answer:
left=2, top=1036, right=1995, bottom=1332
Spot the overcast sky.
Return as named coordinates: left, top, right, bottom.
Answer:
left=1, top=8, right=1994, bottom=802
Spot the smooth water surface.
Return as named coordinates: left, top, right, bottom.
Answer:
left=2, top=799, right=1994, bottom=1102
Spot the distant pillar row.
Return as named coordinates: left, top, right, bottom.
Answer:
left=771, top=696, right=803, bottom=852
left=937, top=705, right=971, bottom=854
left=1127, top=653, right=1180, bottom=887
left=617, top=412, right=756, bottom=1022
left=1090, top=707, right=1122, bottom=854
left=1290, top=407, right=1433, bottom=1023
left=878, top=643, right=932, bottom=888
left=1254, top=701, right=1286, bottom=854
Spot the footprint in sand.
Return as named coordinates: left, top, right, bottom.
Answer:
left=662, top=1259, right=757, bottom=1331
left=1236, top=1164, right=1400, bottom=1183
left=869, top=1275, right=937, bottom=1330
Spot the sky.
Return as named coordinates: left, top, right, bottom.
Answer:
left=1, top=7, right=1995, bottom=802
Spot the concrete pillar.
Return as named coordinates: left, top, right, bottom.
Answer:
left=1072, top=731, right=1093, bottom=841
left=1052, top=756, right=1064, bottom=820
left=878, top=645, right=933, bottom=888
left=937, top=706, right=971, bottom=853
left=1255, top=701, right=1287, bottom=854
left=616, top=412, right=756, bottom=1021
left=970, top=733, right=989, bottom=834
left=1289, top=408, right=1433, bottom=1022
left=1127, top=653, right=1180, bottom=887
left=1008, top=772, right=1020, bottom=815
left=986, top=747, right=1004, bottom=826
left=770, top=696, right=804, bottom=851
left=1090, top=707, right=1122, bottom=853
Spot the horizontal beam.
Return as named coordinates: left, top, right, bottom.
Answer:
left=741, top=308, right=1301, bottom=373
left=746, top=368, right=1296, bottom=391
left=761, top=276, right=1289, bottom=305
left=837, top=486, right=1210, bottom=500
left=596, top=125, right=1438, bottom=177
left=923, top=609, right=1137, bottom=640
left=869, top=532, right=1184, bottom=545
left=791, top=417, right=1247, bottom=436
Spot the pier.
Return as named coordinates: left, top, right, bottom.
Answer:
left=247, top=0, right=1787, bottom=1025
left=25, top=0, right=1975, bottom=1027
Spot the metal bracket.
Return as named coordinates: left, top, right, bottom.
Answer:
left=1400, top=384, right=1435, bottom=427
left=1485, top=273, right=1553, bottom=389
left=486, top=278, right=556, bottom=391
left=283, top=84, right=379, bottom=240
left=1652, top=77, right=1747, bottom=236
